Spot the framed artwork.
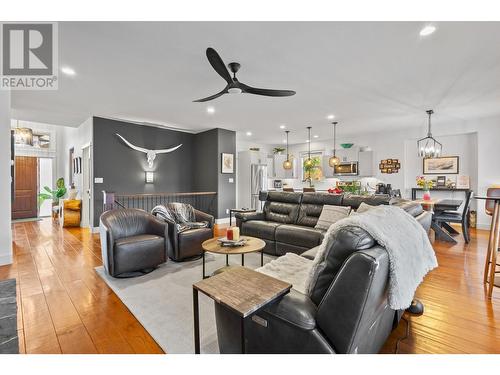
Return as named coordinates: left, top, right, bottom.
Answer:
left=456, top=175, right=470, bottom=189
left=221, top=153, right=234, bottom=174
left=423, top=156, right=459, bottom=175
left=436, top=175, right=446, bottom=187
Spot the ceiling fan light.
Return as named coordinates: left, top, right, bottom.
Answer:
left=228, top=87, right=242, bottom=94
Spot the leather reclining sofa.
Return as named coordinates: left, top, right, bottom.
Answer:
left=235, top=191, right=432, bottom=255
left=216, top=192, right=433, bottom=353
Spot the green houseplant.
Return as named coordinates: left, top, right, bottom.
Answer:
left=38, top=177, right=67, bottom=208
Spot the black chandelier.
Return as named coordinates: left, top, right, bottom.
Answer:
left=417, top=110, right=442, bottom=158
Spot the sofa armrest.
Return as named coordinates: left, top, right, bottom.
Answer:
left=301, top=246, right=320, bottom=260
left=235, top=211, right=265, bottom=222
left=194, top=209, right=215, bottom=229
left=261, top=289, right=317, bottom=330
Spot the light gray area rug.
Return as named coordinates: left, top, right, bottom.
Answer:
left=96, top=252, right=273, bottom=354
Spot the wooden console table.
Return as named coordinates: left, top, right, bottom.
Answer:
left=192, top=266, right=291, bottom=354
left=411, top=187, right=471, bottom=200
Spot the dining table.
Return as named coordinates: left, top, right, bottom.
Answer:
left=414, top=198, right=464, bottom=244
left=474, top=196, right=500, bottom=298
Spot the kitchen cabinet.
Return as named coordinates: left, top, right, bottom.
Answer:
left=273, top=154, right=296, bottom=179
left=335, top=147, right=358, bottom=162
left=358, top=150, right=374, bottom=177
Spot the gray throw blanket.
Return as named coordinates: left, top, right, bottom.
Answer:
left=312, top=205, right=438, bottom=310
left=152, top=203, right=208, bottom=233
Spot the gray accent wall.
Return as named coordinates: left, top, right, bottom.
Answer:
left=92, top=117, right=235, bottom=226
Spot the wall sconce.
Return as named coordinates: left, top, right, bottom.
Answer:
left=145, top=171, right=154, bottom=183
left=379, top=159, right=401, bottom=174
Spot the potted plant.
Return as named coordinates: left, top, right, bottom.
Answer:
left=416, top=176, right=434, bottom=200
left=38, top=177, right=67, bottom=208
left=273, top=147, right=286, bottom=155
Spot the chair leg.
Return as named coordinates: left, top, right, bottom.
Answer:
left=462, top=219, right=470, bottom=244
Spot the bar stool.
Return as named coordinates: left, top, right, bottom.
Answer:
left=283, top=187, right=294, bottom=192
left=483, top=186, right=500, bottom=288
left=303, top=187, right=316, bottom=192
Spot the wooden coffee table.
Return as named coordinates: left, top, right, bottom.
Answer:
left=201, top=236, right=266, bottom=279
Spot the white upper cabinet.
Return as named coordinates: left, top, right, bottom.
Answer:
left=273, top=154, right=296, bottom=179
left=358, top=150, right=374, bottom=176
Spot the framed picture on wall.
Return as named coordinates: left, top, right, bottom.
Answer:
left=221, top=153, right=234, bottom=174
left=423, top=156, right=459, bottom=175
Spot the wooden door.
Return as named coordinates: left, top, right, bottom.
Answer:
left=12, top=156, right=38, bottom=219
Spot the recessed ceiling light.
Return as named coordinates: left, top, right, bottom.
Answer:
left=246, top=131, right=252, bottom=136
left=327, top=114, right=335, bottom=120
left=279, top=125, right=286, bottom=129
left=206, top=106, right=215, bottom=114
left=306, top=140, right=310, bottom=143
left=419, top=25, right=436, bottom=37
left=61, top=66, right=76, bottom=76
left=283, top=139, right=287, bottom=143
left=313, top=135, right=319, bottom=138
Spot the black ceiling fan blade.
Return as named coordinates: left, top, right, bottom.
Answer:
left=240, top=84, right=296, bottom=97
left=193, top=87, right=228, bottom=102
left=206, top=48, right=233, bottom=85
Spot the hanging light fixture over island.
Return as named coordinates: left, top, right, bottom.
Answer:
left=283, top=130, right=293, bottom=170
left=328, top=121, right=340, bottom=167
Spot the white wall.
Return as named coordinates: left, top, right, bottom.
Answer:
left=56, top=117, right=93, bottom=197
left=0, top=91, right=12, bottom=265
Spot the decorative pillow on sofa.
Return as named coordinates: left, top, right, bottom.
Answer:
left=314, top=205, right=351, bottom=231
left=355, top=201, right=378, bottom=213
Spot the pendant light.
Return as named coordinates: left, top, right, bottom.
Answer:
left=328, top=121, right=340, bottom=167
left=283, top=130, right=293, bottom=170
left=303, top=126, right=313, bottom=168
left=14, top=120, right=33, bottom=146
left=417, top=110, right=442, bottom=158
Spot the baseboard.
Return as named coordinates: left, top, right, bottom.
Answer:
left=215, top=217, right=230, bottom=225
left=0, top=253, right=13, bottom=266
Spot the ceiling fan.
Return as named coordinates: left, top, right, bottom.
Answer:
left=193, top=47, right=296, bottom=102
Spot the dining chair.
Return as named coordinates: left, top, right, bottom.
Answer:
left=303, top=187, right=316, bottom=192
left=433, top=190, right=473, bottom=243
left=484, top=186, right=500, bottom=283
left=283, top=187, right=294, bottom=192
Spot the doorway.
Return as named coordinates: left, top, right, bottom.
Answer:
left=81, top=145, right=92, bottom=228
left=12, top=156, right=38, bottom=219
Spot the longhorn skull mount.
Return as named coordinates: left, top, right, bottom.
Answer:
left=115, top=133, right=182, bottom=168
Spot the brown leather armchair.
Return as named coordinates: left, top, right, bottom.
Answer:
left=162, top=208, right=215, bottom=261
left=99, top=209, right=168, bottom=277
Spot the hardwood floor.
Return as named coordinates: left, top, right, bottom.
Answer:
left=0, top=218, right=499, bottom=354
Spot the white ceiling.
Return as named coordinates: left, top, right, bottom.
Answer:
left=12, top=21, right=500, bottom=144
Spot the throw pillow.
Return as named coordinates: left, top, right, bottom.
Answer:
left=314, top=205, right=351, bottom=231
left=356, top=201, right=377, bottom=213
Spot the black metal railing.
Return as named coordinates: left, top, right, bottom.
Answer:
left=102, top=191, right=217, bottom=217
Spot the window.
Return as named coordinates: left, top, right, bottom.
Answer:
left=300, top=151, right=324, bottom=182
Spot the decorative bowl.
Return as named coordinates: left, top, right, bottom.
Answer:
left=340, top=143, right=354, bottom=149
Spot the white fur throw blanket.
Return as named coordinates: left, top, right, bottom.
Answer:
left=315, top=205, right=438, bottom=309
left=257, top=253, right=312, bottom=295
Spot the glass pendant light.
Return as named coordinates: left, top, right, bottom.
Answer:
left=328, top=121, right=340, bottom=167
left=303, top=126, right=313, bottom=168
left=417, top=110, right=442, bottom=158
left=283, top=130, right=293, bottom=170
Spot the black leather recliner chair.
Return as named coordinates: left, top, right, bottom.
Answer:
left=99, top=208, right=168, bottom=277
left=215, top=225, right=401, bottom=354
left=162, top=209, right=215, bottom=261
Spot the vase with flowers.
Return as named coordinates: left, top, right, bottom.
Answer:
left=416, top=176, right=434, bottom=201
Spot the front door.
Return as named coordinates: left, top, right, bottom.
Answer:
left=12, top=156, right=38, bottom=219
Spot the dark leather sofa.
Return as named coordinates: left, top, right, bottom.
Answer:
left=236, top=191, right=432, bottom=255
left=99, top=208, right=169, bottom=277
left=216, top=193, right=433, bottom=353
